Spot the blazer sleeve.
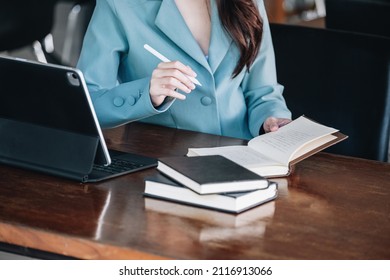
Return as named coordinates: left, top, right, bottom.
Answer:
left=77, top=0, right=169, bottom=128
left=241, top=0, right=292, bottom=137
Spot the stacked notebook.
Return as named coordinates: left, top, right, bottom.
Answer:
left=144, top=155, right=278, bottom=214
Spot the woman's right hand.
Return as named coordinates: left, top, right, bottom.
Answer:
left=149, top=61, right=197, bottom=107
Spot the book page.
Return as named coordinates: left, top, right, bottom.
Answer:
left=187, top=146, right=288, bottom=177
left=248, top=116, right=338, bottom=165
left=188, top=146, right=276, bottom=169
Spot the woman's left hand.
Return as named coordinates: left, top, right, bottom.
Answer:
left=263, top=117, right=291, bottom=133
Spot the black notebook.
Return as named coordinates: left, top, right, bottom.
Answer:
left=144, top=173, right=277, bottom=213
left=157, top=155, right=269, bottom=194
left=0, top=55, right=157, bottom=182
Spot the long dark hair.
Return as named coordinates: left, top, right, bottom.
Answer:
left=217, top=0, right=263, bottom=77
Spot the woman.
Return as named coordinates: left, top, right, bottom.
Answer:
left=77, top=0, right=291, bottom=139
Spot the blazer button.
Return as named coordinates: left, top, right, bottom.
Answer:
left=127, top=96, right=136, bottom=106
left=201, top=96, right=212, bottom=106
left=113, top=97, right=125, bottom=107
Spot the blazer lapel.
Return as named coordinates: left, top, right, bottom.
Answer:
left=208, top=0, right=233, bottom=74
left=155, top=0, right=211, bottom=72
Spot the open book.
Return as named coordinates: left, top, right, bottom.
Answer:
left=187, top=116, right=347, bottom=177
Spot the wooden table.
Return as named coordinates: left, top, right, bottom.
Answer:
left=264, top=0, right=286, bottom=23
left=264, top=0, right=326, bottom=28
left=0, top=122, right=389, bottom=259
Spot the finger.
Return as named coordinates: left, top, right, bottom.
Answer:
left=160, top=77, right=193, bottom=93
left=158, top=61, right=197, bottom=77
left=160, top=69, right=195, bottom=91
left=155, top=62, right=196, bottom=90
left=150, top=83, right=186, bottom=100
left=162, top=88, right=186, bottom=100
left=264, top=117, right=278, bottom=132
left=151, top=70, right=188, bottom=93
left=277, top=119, right=292, bottom=127
left=269, top=123, right=279, bottom=132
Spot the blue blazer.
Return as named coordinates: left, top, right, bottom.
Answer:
left=77, top=0, right=291, bottom=139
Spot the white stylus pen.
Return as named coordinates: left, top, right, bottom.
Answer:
left=143, top=44, right=202, bottom=87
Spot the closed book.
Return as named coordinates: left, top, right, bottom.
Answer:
left=157, top=155, right=269, bottom=194
left=144, top=173, right=278, bottom=214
